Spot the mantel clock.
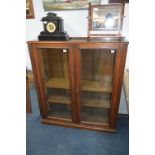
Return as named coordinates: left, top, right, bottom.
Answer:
left=38, top=12, right=69, bottom=41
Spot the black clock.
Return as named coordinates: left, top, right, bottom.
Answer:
left=38, top=12, right=69, bottom=41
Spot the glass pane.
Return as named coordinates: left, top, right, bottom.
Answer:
left=38, top=48, right=71, bottom=120
left=80, top=49, right=115, bottom=124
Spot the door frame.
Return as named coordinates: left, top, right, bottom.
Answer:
left=28, top=43, right=77, bottom=123
left=75, top=43, right=127, bottom=129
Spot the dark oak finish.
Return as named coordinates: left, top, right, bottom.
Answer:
left=28, top=44, right=47, bottom=118
left=41, top=118, right=116, bottom=132
left=68, top=48, right=77, bottom=122
left=27, top=37, right=128, bottom=132
left=109, top=44, right=128, bottom=128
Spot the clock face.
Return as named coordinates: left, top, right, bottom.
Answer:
left=46, top=22, right=56, bottom=33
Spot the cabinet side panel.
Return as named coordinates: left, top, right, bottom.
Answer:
left=109, top=44, right=128, bottom=128
left=28, top=44, right=47, bottom=118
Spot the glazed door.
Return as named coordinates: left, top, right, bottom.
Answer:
left=77, top=48, right=116, bottom=125
left=35, top=48, right=75, bottom=121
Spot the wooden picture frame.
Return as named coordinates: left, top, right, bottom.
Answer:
left=26, top=0, right=35, bottom=19
left=42, top=0, right=101, bottom=11
left=88, top=3, right=125, bottom=39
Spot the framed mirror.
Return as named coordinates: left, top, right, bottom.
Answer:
left=26, top=0, right=35, bottom=19
left=88, top=3, right=124, bottom=38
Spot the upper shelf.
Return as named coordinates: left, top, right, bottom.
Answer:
left=45, top=78, right=112, bottom=92
left=81, top=80, right=112, bottom=92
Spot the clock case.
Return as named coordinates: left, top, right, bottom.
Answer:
left=38, top=12, right=69, bottom=41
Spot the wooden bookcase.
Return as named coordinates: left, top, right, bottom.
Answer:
left=27, top=37, right=128, bottom=132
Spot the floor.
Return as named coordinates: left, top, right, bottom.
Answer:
left=26, top=84, right=129, bottom=155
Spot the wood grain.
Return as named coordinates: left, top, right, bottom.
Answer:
left=47, top=94, right=110, bottom=108
left=45, top=78, right=70, bottom=89
left=81, top=97, right=110, bottom=108
left=81, top=80, right=112, bottom=92
left=48, top=95, right=70, bottom=104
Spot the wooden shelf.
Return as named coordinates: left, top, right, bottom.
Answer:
left=48, top=95, right=70, bottom=104
left=47, top=94, right=110, bottom=109
left=81, top=108, right=109, bottom=124
left=81, top=80, right=112, bottom=92
left=81, top=97, right=110, bottom=109
left=45, top=78, right=70, bottom=89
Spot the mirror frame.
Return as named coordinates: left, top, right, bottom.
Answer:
left=88, top=3, right=125, bottom=38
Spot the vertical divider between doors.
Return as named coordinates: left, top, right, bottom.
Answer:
left=68, top=48, right=77, bottom=123
left=75, top=47, right=81, bottom=123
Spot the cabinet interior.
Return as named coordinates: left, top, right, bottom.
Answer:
left=38, top=48, right=116, bottom=124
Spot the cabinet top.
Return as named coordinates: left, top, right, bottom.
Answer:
left=27, top=37, right=129, bottom=44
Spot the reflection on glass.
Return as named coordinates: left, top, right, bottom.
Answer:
left=38, top=48, right=71, bottom=119
left=104, top=13, right=114, bottom=28
left=80, top=49, right=116, bottom=124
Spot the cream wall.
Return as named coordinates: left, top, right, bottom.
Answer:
left=26, top=0, right=129, bottom=114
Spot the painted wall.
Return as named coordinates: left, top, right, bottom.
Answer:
left=26, top=0, right=129, bottom=114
